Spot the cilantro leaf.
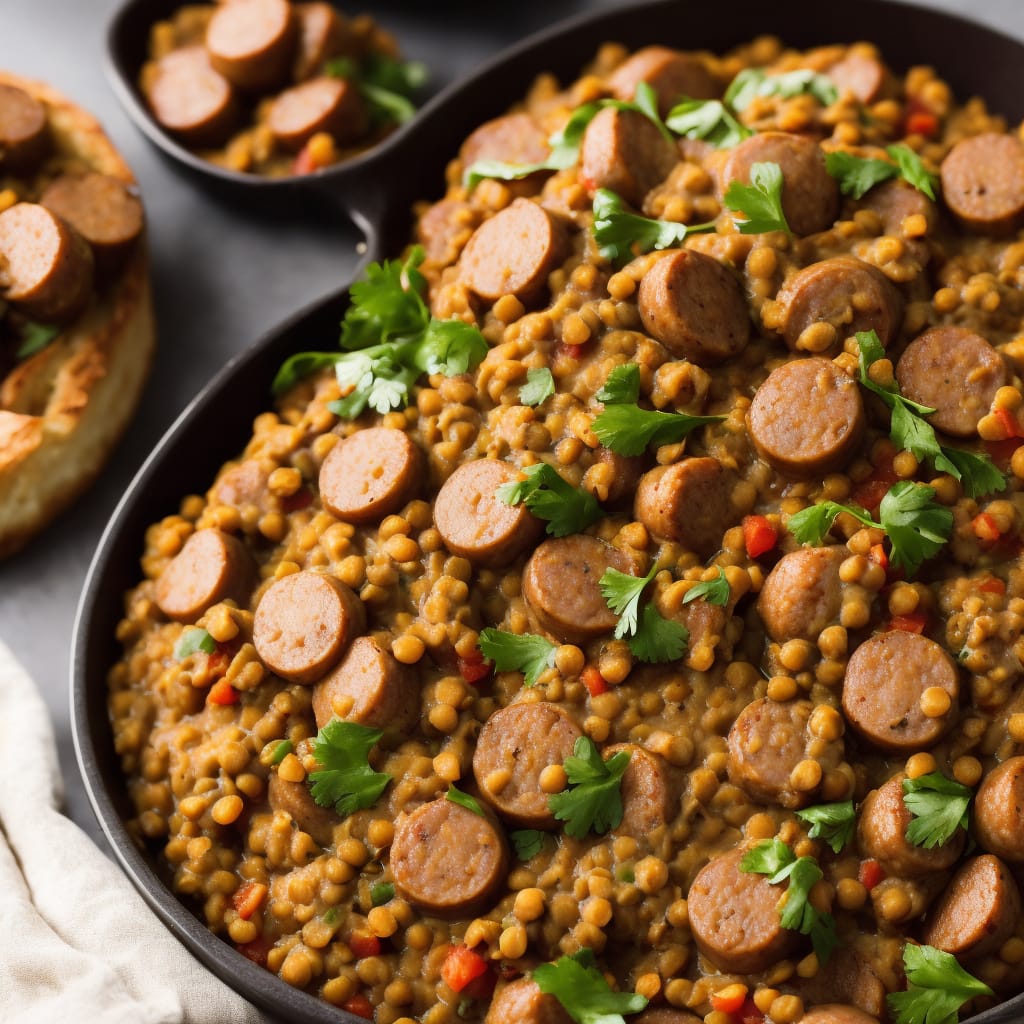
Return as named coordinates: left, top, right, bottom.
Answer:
left=496, top=462, right=603, bottom=537
left=511, top=828, right=546, bottom=860
left=370, top=881, right=395, bottom=906
left=324, top=54, right=426, bottom=127
left=341, top=248, right=428, bottom=350
left=595, top=363, right=641, bottom=405
left=681, top=567, right=730, bottom=606
left=272, top=351, right=346, bottom=395
left=174, top=627, right=216, bottom=660
left=888, top=944, right=992, bottom=1024
left=786, top=500, right=875, bottom=546
left=935, top=446, right=1008, bottom=502
left=534, top=948, right=648, bottom=1024
left=330, top=347, right=419, bottom=418
left=795, top=801, right=856, bottom=854
left=308, top=719, right=392, bottom=817
left=591, top=403, right=724, bottom=457
left=887, top=144, right=938, bottom=201
left=725, top=67, right=838, bottom=112
left=600, top=564, right=655, bottom=638
left=14, top=321, right=59, bottom=360
left=447, top=785, right=485, bottom=817
left=547, top=738, right=631, bottom=838
left=631, top=81, right=673, bottom=142
left=412, top=318, right=488, bottom=376
left=600, top=564, right=688, bottom=663
left=902, top=773, right=972, bottom=849
left=520, top=367, right=555, bottom=406
left=825, top=150, right=899, bottom=198
left=879, top=482, right=953, bottom=576
left=740, top=837, right=795, bottom=877
left=666, top=98, right=752, bottom=148
left=724, top=161, right=790, bottom=234
left=592, top=188, right=714, bottom=265
left=478, top=628, right=557, bottom=686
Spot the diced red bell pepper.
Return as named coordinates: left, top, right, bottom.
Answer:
left=207, top=677, right=239, bottom=705
left=994, top=407, right=1024, bottom=440
left=739, top=996, right=766, bottom=1024
left=979, top=577, right=1006, bottom=595
left=581, top=666, right=609, bottom=697
left=903, top=96, right=940, bottom=139
left=441, top=944, right=489, bottom=993
left=743, top=515, right=778, bottom=558
left=341, top=993, right=374, bottom=1019
left=282, top=487, right=314, bottom=513
left=555, top=341, right=586, bottom=361
left=972, top=512, right=1002, bottom=543
left=850, top=455, right=898, bottom=513
left=459, top=650, right=492, bottom=685
left=348, top=932, right=381, bottom=959
left=235, top=935, right=272, bottom=968
left=710, top=985, right=748, bottom=1015
left=868, top=543, right=889, bottom=571
left=232, top=880, right=268, bottom=920
left=883, top=610, right=928, bottom=634
left=859, top=858, right=885, bottom=891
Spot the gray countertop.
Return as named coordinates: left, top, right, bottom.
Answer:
left=1, top=0, right=1022, bottom=865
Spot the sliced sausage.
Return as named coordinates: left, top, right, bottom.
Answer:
left=827, top=52, right=892, bottom=104
left=267, top=770, right=339, bottom=846
left=319, top=426, right=422, bottom=524
left=416, top=198, right=478, bottom=264
left=634, top=458, right=737, bottom=559
left=855, top=178, right=938, bottom=236
left=607, top=46, right=719, bottom=114
left=974, top=756, right=1024, bottom=862
left=212, top=458, right=270, bottom=509
left=922, top=854, right=1021, bottom=959
left=0, top=202, right=93, bottom=323
left=727, top=698, right=841, bottom=809
left=473, top=702, right=582, bottom=828
left=799, top=1007, right=878, bottom=1024
left=39, top=173, right=144, bottom=271
left=773, top=256, right=903, bottom=354
left=857, top=773, right=966, bottom=877
left=895, top=326, right=1008, bottom=438
left=267, top=75, right=366, bottom=152
left=312, top=635, right=417, bottom=732
left=941, top=132, right=1024, bottom=235
left=147, top=46, right=239, bottom=147
left=460, top=112, right=550, bottom=169
left=721, top=132, right=839, bottom=236
left=757, top=546, right=846, bottom=643
left=460, top=198, right=568, bottom=306
left=842, top=631, right=959, bottom=752
left=205, top=0, right=296, bottom=92
left=606, top=743, right=677, bottom=837
left=252, top=570, right=364, bottom=684
left=688, top=847, right=799, bottom=973
left=434, top=459, right=543, bottom=566
left=155, top=528, right=255, bottom=623
left=795, top=949, right=887, bottom=1020
left=483, top=978, right=572, bottom=1024
left=747, top=357, right=865, bottom=477
left=588, top=447, right=645, bottom=507
left=638, top=249, right=750, bottom=364
left=523, top=535, right=638, bottom=644
left=292, top=2, right=347, bottom=82
left=0, top=83, right=48, bottom=171
left=391, top=797, right=508, bottom=916
left=633, top=1013, right=702, bottom=1024
left=580, top=106, right=678, bottom=207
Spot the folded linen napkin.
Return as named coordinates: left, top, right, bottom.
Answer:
left=0, top=635, right=270, bottom=1024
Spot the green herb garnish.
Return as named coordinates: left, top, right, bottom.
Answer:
left=447, top=785, right=485, bottom=817
left=902, top=773, right=972, bottom=849
left=174, top=627, right=216, bottom=660
left=592, top=403, right=724, bottom=457
left=496, top=462, right=603, bottom=537
left=324, top=53, right=427, bottom=127
left=511, top=828, right=546, bottom=860
left=600, top=564, right=689, bottom=664
left=520, top=367, right=555, bottom=406
left=681, top=567, right=730, bottom=607
left=534, top=948, right=648, bottom=1024
left=725, top=67, right=839, bottom=111
left=370, top=881, right=395, bottom=907
left=270, top=739, right=293, bottom=766
left=795, top=800, right=856, bottom=854
left=665, top=98, right=753, bottom=148
left=478, top=628, right=557, bottom=687
left=547, top=738, right=631, bottom=839
left=15, top=322, right=59, bottom=360
left=595, top=363, right=641, bottom=405
left=592, top=188, right=715, bottom=265
left=888, top=944, right=992, bottom=1024
left=724, top=160, right=790, bottom=234
left=824, top=144, right=938, bottom=200
left=308, top=720, right=392, bottom=817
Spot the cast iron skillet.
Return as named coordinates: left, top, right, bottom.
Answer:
left=75, top=2, right=1024, bottom=1022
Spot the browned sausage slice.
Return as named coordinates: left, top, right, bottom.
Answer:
left=974, top=755, right=1024, bottom=862
left=633, top=1013, right=702, bottom=1024
left=267, top=770, right=339, bottom=846
left=758, top=546, right=846, bottom=643
left=688, top=847, right=799, bottom=973
left=827, top=52, right=891, bottom=104
left=416, top=198, right=479, bottom=264
left=773, top=256, right=903, bottom=354
left=147, top=47, right=239, bottom=147
left=267, top=76, right=366, bottom=152
left=252, top=570, right=364, bottom=684
left=0, top=83, right=48, bottom=171
left=473, top=702, right=582, bottom=828
left=795, top=949, right=887, bottom=1020
left=606, top=743, right=677, bottom=837
left=855, top=178, right=938, bottom=236
left=390, top=797, right=508, bottom=916
left=843, top=632, right=959, bottom=752
left=318, top=426, right=422, bottom=524
left=857, top=773, right=965, bottom=877
left=292, top=2, right=347, bottom=82
left=580, top=106, right=678, bottom=207
left=211, top=458, right=270, bottom=509
left=0, top=202, right=94, bottom=323
left=922, top=854, right=1021, bottom=959
left=638, top=249, right=750, bottom=364
left=39, top=173, right=144, bottom=270
left=799, top=1007, right=879, bottom=1024
left=205, top=0, right=296, bottom=92
left=721, top=132, right=839, bottom=236
left=748, top=357, right=865, bottom=476
left=941, top=132, right=1024, bottom=235
left=434, top=459, right=543, bottom=566
left=312, top=635, right=417, bottom=732
left=634, top=458, right=737, bottom=559
left=483, top=978, right=572, bottom=1024
left=460, top=112, right=551, bottom=169
left=727, top=698, right=841, bottom=809
left=155, top=528, right=255, bottom=623
left=459, top=198, right=568, bottom=306
left=522, top=535, right=638, bottom=643
left=607, top=46, right=719, bottom=115
left=895, top=326, right=1008, bottom=438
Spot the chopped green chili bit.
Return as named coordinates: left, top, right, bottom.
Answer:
left=270, top=739, right=294, bottom=766
left=370, top=881, right=395, bottom=907
left=174, top=627, right=216, bottom=660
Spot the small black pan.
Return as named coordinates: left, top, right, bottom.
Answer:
left=76, top=2, right=1024, bottom=1022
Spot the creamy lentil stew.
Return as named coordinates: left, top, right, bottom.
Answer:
left=110, top=34, right=1024, bottom=1024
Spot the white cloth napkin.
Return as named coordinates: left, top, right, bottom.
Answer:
left=0, top=636, right=271, bottom=1024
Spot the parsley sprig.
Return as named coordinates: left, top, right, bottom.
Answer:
left=724, top=161, right=790, bottom=234
left=534, top=948, right=647, bottom=1024
left=600, top=564, right=689, bottom=663
left=666, top=98, right=752, bottom=148
left=308, top=719, right=392, bottom=817
left=902, top=773, right=972, bottom=849
left=795, top=800, right=856, bottom=854
left=496, top=462, right=603, bottom=537
left=547, top=738, right=631, bottom=839
left=446, top=785, right=485, bottom=817
left=681, top=567, right=730, bottom=606
left=520, top=367, right=555, bottom=406
left=825, top=144, right=938, bottom=200
left=595, top=363, right=640, bottom=405
left=324, top=53, right=427, bottom=127
left=592, top=188, right=715, bottom=266
left=725, top=67, right=839, bottom=111
left=511, top=828, right=546, bottom=860
left=477, top=628, right=557, bottom=686
left=855, top=331, right=1005, bottom=499
left=888, top=944, right=992, bottom=1024
left=740, top=838, right=838, bottom=963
